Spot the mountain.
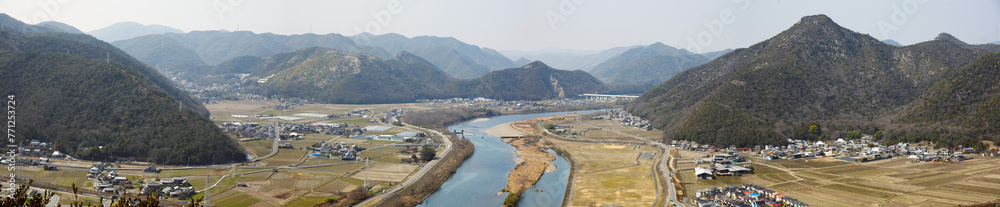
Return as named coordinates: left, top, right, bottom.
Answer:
left=112, top=31, right=507, bottom=79
left=451, top=61, right=610, bottom=101
left=108, top=34, right=206, bottom=69
left=353, top=33, right=517, bottom=73
left=87, top=22, right=183, bottom=42
left=0, top=15, right=245, bottom=165
left=605, top=54, right=709, bottom=85
left=512, top=57, right=532, bottom=66
left=700, top=49, right=734, bottom=60
left=240, top=47, right=453, bottom=103
left=589, top=42, right=709, bottom=84
left=502, top=46, right=640, bottom=71
left=410, top=46, right=490, bottom=79
left=899, top=52, right=1000, bottom=134
left=626, top=14, right=1000, bottom=147
left=881, top=39, right=903, bottom=46
left=0, top=14, right=69, bottom=34
left=221, top=47, right=608, bottom=103
left=34, top=21, right=83, bottom=34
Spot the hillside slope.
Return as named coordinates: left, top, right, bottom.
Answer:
left=899, top=53, right=1000, bottom=134
left=452, top=61, right=611, bottom=100
left=245, top=48, right=454, bottom=103
left=232, top=48, right=610, bottom=103
left=0, top=16, right=245, bottom=165
left=626, top=15, right=1000, bottom=147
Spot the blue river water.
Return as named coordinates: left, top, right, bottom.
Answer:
left=417, top=109, right=608, bottom=207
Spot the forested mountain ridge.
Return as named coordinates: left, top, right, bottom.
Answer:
left=626, top=14, right=1000, bottom=147
left=112, top=31, right=514, bottom=79
left=899, top=52, right=1000, bottom=134
left=245, top=47, right=455, bottom=103
left=451, top=61, right=611, bottom=101
left=0, top=15, right=246, bottom=165
left=589, top=42, right=709, bottom=84
left=223, top=47, right=611, bottom=103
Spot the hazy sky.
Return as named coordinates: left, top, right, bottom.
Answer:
left=2, top=0, right=999, bottom=53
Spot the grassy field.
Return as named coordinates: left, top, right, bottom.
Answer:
left=263, top=149, right=309, bottom=167
left=549, top=138, right=660, bottom=207
left=675, top=151, right=1000, bottom=206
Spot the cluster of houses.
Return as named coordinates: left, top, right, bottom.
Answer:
left=693, top=184, right=807, bottom=207
left=417, top=97, right=604, bottom=112
left=88, top=163, right=132, bottom=195
left=756, top=136, right=975, bottom=163
left=310, top=141, right=367, bottom=160
left=694, top=152, right=753, bottom=179
left=599, top=109, right=653, bottom=131
left=140, top=178, right=194, bottom=198
left=672, top=134, right=979, bottom=164
left=218, top=122, right=275, bottom=140
left=20, top=140, right=55, bottom=158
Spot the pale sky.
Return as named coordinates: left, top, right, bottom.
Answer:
left=1, top=0, right=998, bottom=53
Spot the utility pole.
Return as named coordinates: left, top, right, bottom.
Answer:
left=205, top=174, right=211, bottom=206
left=364, top=158, right=369, bottom=188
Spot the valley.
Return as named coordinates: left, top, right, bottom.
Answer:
left=0, top=3, right=999, bottom=207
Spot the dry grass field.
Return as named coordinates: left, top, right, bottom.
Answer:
left=520, top=113, right=668, bottom=207
left=551, top=139, right=661, bottom=207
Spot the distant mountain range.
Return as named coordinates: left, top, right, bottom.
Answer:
left=0, top=14, right=245, bottom=165
left=198, top=47, right=611, bottom=103
left=111, top=31, right=516, bottom=79
left=881, top=39, right=903, bottom=46
left=627, top=14, right=1000, bottom=147
left=589, top=42, right=709, bottom=85
left=35, top=21, right=83, bottom=34
left=87, top=21, right=184, bottom=42
left=502, top=46, right=640, bottom=71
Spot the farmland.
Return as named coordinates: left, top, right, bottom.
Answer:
left=678, top=153, right=1000, bottom=206
left=24, top=100, right=453, bottom=206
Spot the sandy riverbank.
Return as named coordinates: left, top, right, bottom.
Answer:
left=483, top=122, right=526, bottom=137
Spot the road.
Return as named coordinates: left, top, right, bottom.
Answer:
left=573, top=114, right=684, bottom=207
left=356, top=123, right=453, bottom=206
left=256, top=123, right=283, bottom=161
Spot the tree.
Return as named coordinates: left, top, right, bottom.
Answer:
left=411, top=154, right=419, bottom=162
left=420, top=146, right=437, bottom=162
left=808, top=125, right=821, bottom=135
left=544, top=124, right=555, bottom=130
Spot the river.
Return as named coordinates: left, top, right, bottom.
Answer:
left=418, top=109, right=609, bottom=207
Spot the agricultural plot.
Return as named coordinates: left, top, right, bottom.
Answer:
left=349, top=162, right=419, bottom=182
left=549, top=138, right=660, bottom=207
left=676, top=151, right=1000, bottom=206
